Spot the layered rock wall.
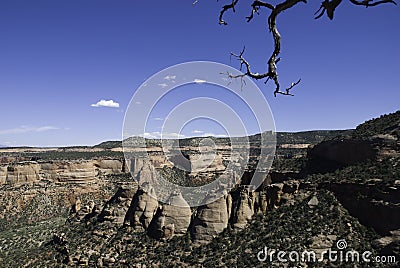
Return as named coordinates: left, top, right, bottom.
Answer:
left=0, top=159, right=124, bottom=186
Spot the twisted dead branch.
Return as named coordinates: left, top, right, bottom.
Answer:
left=195, top=0, right=397, bottom=96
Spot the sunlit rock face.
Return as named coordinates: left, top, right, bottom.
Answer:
left=94, top=159, right=124, bottom=175
left=0, top=159, right=125, bottom=186
left=4, top=162, right=40, bottom=185
left=125, top=184, right=158, bottom=231
left=190, top=193, right=231, bottom=245
left=148, top=192, right=192, bottom=239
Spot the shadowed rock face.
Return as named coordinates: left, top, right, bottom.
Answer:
left=306, top=139, right=376, bottom=174
left=324, top=182, right=400, bottom=235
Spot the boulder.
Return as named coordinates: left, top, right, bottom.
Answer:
left=307, top=196, right=319, bottom=208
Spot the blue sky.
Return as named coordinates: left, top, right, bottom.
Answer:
left=0, top=0, right=399, bottom=146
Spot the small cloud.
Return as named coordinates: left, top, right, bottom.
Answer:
left=164, top=75, right=176, bottom=81
left=143, top=132, right=185, bottom=139
left=135, top=101, right=142, bottom=105
left=91, top=99, right=120, bottom=108
left=191, top=130, right=204, bottom=134
left=158, top=83, right=168, bottom=88
left=193, top=79, right=207, bottom=84
left=0, top=126, right=60, bottom=135
left=201, top=133, right=227, bottom=138
left=152, top=117, right=164, bottom=121
left=36, top=126, right=60, bottom=132
left=163, top=132, right=185, bottom=139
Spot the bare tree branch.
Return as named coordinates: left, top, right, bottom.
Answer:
left=225, top=1, right=305, bottom=96
left=314, top=0, right=342, bottom=19
left=275, top=79, right=301, bottom=96
left=246, top=0, right=274, bottom=22
left=349, top=0, right=397, bottom=7
left=215, top=0, right=397, bottom=96
left=218, top=0, right=240, bottom=25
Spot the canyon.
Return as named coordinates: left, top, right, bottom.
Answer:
left=0, top=111, right=399, bottom=266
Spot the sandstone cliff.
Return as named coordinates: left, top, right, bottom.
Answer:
left=0, top=159, right=124, bottom=186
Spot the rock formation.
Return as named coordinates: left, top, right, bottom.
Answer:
left=231, top=186, right=255, bottom=229
left=0, top=159, right=124, bottom=186
left=306, top=139, right=376, bottom=174
left=190, top=193, right=231, bottom=245
left=125, top=183, right=158, bottom=230
left=98, top=182, right=138, bottom=225
left=94, top=159, right=124, bottom=175
left=4, top=162, right=40, bottom=185
left=148, top=192, right=192, bottom=239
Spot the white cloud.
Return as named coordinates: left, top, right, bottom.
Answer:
left=191, top=130, right=204, bottom=134
left=164, top=75, right=176, bottom=81
left=193, top=79, right=207, bottom=84
left=202, top=133, right=227, bottom=138
left=91, top=99, right=120, bottom=108
left=135, top=101, right=142, bottom=105
left=143, top=132, right=185, bottom=139
left=36, top=126, right=60, bottom=132
left=158, top=83, right=168, bottom=88
left=152, top=117, right=164, bottom=121
left=0, top=126, right=60, bottom=135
